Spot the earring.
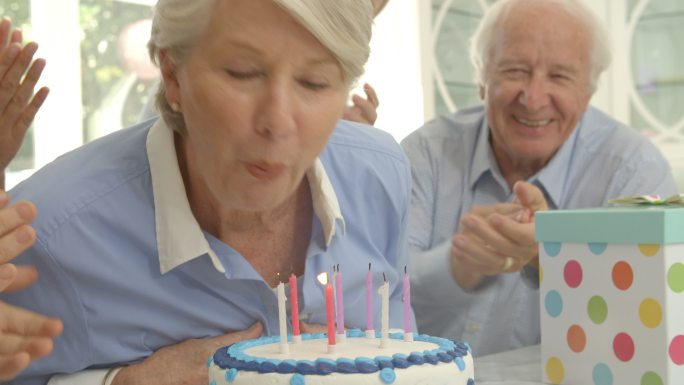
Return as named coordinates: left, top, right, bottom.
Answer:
left=171, top=101, right=181, bottom=112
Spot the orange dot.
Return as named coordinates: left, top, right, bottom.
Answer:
left=567, top=324, right=586, bottom=353
left=612, top=261, right=633, bottom=291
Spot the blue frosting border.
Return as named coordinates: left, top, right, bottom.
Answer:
left=212, top=329, right=472, bottom=376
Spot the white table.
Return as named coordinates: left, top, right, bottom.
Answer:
left=475, top=344, right=544, bottom=385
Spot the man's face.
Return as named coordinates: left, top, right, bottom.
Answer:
left=481, top=4, right=593, bottom=170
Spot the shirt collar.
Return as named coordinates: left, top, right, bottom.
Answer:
left=469, top=114, right=578, bottom=208
left=146, top=119, right=345, bottom=275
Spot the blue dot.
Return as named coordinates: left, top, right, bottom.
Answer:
left=545, top=290, right=563, bottom=318
left=210, top=380, right=216, bottom=385
left=544, top=242, right=562, bottom=257
left=455, top=357, right=466, bottom=372
left=593, top=363, right=613, bottom=385
left=290, top=373, right=305, bottom=385
left=379, top=368, right=396, bottom=384
left=588, top=243, right=607, bottom=255
left=468, top=379, right=475, bottom=385
left=226, top=368, right=238, bottom=383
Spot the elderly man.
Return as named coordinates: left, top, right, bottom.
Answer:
left=403, top=0, right=677, bottom=357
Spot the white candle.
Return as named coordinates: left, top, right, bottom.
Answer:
left=378, top=273, right=389, bottom=348
left=277, top=279, right=289, bottom=354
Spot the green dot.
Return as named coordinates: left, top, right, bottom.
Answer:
left=641, top=371, right=663, bottom=385
left=668, top=263, right=684, bottom=293
left=588, top=296, right=608, bottom=324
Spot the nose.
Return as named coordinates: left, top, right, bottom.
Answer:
left=517, top=75, right=551, bottom=112
left=256, top=81, right=297, bottom=139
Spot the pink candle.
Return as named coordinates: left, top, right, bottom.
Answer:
left=403, top=266, right=412, bottom=333
left=335, top=264, right=345, bottom=335
left=289, top=273, right=300, bottom=336
left=366, top=263, right=373, bottom=331
left=318, top=273, right=336, bottom=346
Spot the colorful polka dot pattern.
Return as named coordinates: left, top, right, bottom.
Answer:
left=540, top=241, right=684, bottom=384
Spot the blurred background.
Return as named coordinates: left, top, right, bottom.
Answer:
left=2, top=0, right=683, bottom=190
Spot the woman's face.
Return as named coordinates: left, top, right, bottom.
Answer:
left=164, top=0, right=349, bottom=213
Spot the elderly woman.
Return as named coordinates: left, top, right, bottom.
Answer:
left=3, top=1, right=411, bottom=384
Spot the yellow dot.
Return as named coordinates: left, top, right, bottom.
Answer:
left=638, top=244, right=660, bottom=257
left=546, top=357, right=565, bottom=384
left=639, top=298, right=662, bottom=329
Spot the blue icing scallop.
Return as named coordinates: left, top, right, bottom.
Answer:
left=259, top=361, right=278, bottom=373
left=315, top=358, right=337, bottom=375
left=467, top=379, right=474, bottom=385
left=226, top=368, right=238, bottom=383
left=336, top=358, right=358, bottom=373
left=210, top=381, right=216, bottom=385
left=437, top=352, right=452, bottom=363
left=424, top=353, right=439, bottom=365
left=295, top=360, right=317, bottom=375
left=347, top=329, right=364, bottom=338
left=455, top=357, right=466, bottom=372
left=355, top=357, right=379, bottom=373
left=277, top=360, right=297, bottom=374
left=408, top=353, right=425, bottom=365
left=290, top=373, right=305, bottom=385
left=379, top=368, right=396, bottom=384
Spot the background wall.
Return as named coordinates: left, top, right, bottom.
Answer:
left=2, top=0, right=683, bottom=191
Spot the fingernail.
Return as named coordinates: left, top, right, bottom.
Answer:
left=16, top=226, right=33, bottom=244
left=0, top=263, right=15, bottom=279
left=17, top=203, right=34, bottom=221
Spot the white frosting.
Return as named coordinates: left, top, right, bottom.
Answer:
left=209, top=336, right=474, bottom=385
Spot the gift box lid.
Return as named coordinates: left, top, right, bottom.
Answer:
left=535, top=206, right=684, bottom=244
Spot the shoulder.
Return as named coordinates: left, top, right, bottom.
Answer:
left=325, top=119, right=407, bottom=166
left=9, top=119, right=154, bottom=239
left=401, top=105, right=484, bottom=151
left=577, top=107, right=665, bottom=162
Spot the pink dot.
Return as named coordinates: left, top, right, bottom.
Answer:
left=669, top=335, right=684, bottom=365
left=564, top=260, right=583, bottom=288
left=613, top=333, right=635, bottom=362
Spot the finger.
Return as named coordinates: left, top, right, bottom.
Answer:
left=3, top=265, right=38, bottom=293
left=513, top=181, right=548, bottom=213
left=0, top=43, right=20, bottom=83
left=9, top=29, right=22, bottom=45
left=488, top=213, right=537, bottom=247
left=299, top=321, right=327, bottom=334
left=207, top=322, right=263, bottom=348
left=0, top=263, right=17, bottom=291
left=0, top=19, right=10, bottom=49
left=0, top=200, right=36, bottom=236
left=0, top=301, right=64, bottom=338
left=11, top=86, right=48, bottom=143
left=0, top=190, right=8, bottom=209
left=460, top=214, right=530, bottom=265
left=0, top=352, right=30, bottom=381
left=363, top=83, right=379, bottom=108
left=5, top=59, right=47, bottom=136
left=470, top=203, right=522, bottom=219
left=0, top=42, right=39, bottom=112
left=451, top=233, right=507, bottom=275
left=0, top=333, right=55, bottom=359
left=350, top=94, right=377, bottom=125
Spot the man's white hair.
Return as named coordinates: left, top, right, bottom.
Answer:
left=469, top=0, right=612, bottom=93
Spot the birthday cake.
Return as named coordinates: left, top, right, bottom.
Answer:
left=208, top=329, right=474, bottom=385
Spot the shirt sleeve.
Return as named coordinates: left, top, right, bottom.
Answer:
left=47, top=370, right=108, bottom=385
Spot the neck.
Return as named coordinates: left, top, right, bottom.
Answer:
left=491, top=143, right=547, bottom=190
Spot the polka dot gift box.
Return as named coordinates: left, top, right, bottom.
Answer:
left=536, top=206, right=684, bottom=385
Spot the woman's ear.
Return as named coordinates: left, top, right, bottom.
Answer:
left=160, top=49, right=180, bottom=106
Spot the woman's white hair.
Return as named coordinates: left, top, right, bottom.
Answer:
left=469, top=0, right=612, bottom=94
left=147, top=0, right=373, bottom=134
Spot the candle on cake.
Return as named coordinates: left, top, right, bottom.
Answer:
left=276, top=274, right=289, bottom=353
left=317, top=272, right=336, bottom=353
left=403, top=266, right=413, bottom=341
left=366, top=262, right=374, bottom=339
left=334, top=264, right=346, bottom=342
left=379, top=273, right=389, bottom=348
left=289, top=273, right=301, bottom=343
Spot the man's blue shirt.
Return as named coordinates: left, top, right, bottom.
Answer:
left=5, top=118, right=413, bottom=384
left=401, top=105, right=678, bottom=357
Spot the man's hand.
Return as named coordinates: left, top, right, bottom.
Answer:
left=0, top=18, right=49, bottom=188
left=450, top=181, right=548, bottom=289
left=343, top=83, right=379, bottom=125
left=112, top=323, right=263, bottom=385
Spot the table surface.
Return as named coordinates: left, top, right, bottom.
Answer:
left=475, top=344, right=544, bottom=385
